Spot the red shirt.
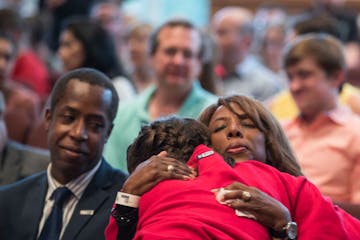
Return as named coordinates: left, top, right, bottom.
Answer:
left=106, top=145, right=359, bottom=239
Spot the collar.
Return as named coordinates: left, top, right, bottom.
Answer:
left=235, top=55, right=260, bottom=77
left=46, top=159, right=102, bottom=200
left=293, top=105, right=351, bottom=127
left=187, top=144, right=215, bottom=169
left=136, top=81, right=204, bottom=123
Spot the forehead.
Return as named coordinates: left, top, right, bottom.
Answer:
left=55, top=79, right=112, bottom=117
left=286, top=56, right=322, bottom=71
left=157, top=26, right=201, bottom=51
left=212, top=102, right=245, bottom=119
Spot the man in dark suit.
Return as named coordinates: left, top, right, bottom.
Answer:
left=0, top=92, right=50, bottom=186
left=0, top=68, right=127, bottom=240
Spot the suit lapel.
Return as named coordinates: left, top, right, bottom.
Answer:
left=21, top=174, right=48, bottom=239
left=62, top=161, right=112, bottom=239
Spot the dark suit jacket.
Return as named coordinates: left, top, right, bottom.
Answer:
left=0, top=160, right=127, bottom=240
left=0, top=140, right=50, bottom=186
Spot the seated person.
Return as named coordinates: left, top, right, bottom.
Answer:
left=267, top=15, right=360, bottom=120
left=107, top=112, right=360, bottom=239
left=0, top=31, right=41, bottom=144
left=0, top=92, right=49, bottom=186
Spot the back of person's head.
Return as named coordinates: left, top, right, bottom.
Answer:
left=148, top=18, right=205, bottom=61
left=198, top=95, right=302, bottom=176
left=291, top=14, right=341, bottom=39
left=49, top=67, right=119, bottom=122
left=61, top=17, right=124, bottom=78
left=284, top=33, right=345, bottom=76
left=127, top=116, right=211, bottom=173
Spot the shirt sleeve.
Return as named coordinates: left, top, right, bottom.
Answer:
left=288, top=177, right=349, bottom=239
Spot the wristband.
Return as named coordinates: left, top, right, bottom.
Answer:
left=116, top=192, right=140, bottom=208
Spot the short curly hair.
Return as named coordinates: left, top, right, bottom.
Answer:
left=127, top=116, right=211, bottom=173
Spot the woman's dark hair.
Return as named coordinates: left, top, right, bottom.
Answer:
left=61, top=17, right=127, bottom=78
left=127, top=116, right=211, bottom=173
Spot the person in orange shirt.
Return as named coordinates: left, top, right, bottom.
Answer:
left=267, top=14, right=360, bottom=120
left=282, top=33, right=360, bottom=219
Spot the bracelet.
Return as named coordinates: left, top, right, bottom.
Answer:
left=116, top=192, right=140, bottom=208
left=111, top=206, right=138, bottom=226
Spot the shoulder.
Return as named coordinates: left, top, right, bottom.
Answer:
left=2, top=141, right=49, bottom=183
left=118, top=87, right=153, bottom=111
left=98, top=160, right=128, bottom=184
left=266, top=90, right=299, bottom=120
left=236, top=160, right=296, bottom=181
left=114, top=88, right=154, bottom=123
left=191, top=82, right=217, bottom=103
left=242, top=56, right=281, bottom=84
left=332, top=106, right=360, bottom=126
left=6, top=141, right=50, bottom=164
left=6, top=83, right=40, bottom=104
left=7, top=140, right=49, bottom=156
left=0, top=172, right=45, bottom=196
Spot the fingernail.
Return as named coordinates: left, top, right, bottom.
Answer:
left=210, top=188, right=219, bottom=193
left=225, top=200, right=235, bottom=205
left=183, top=175, right=192, bottom=180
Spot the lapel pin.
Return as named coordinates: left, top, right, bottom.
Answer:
left=80, top=210, right=94, bottom=215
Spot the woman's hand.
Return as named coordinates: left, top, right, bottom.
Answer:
left=219, top=182, right=292, bottom=231
left=121, top=151, right=196, bottom=196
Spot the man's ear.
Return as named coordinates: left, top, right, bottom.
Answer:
left=44, top=109, right=51, bottom=132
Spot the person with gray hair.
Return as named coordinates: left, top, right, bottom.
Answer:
left=211, top=6, right=282, bottom=101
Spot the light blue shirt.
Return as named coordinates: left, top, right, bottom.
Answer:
left=104, top=82, right=217, bottom=172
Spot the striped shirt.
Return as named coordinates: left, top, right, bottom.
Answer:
left=37, top=160, right=102, bottom=239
